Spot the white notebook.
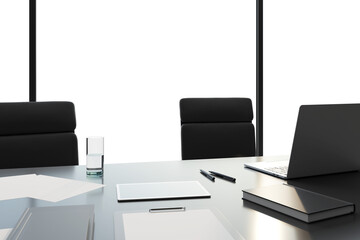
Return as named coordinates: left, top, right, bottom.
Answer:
left=116, top=181, right=210, bottom=202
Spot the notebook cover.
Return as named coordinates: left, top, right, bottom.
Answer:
left=243, top=184, right=354, bottom=222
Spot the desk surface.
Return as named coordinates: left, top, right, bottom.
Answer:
left=1, top=156, right=360, bottom=240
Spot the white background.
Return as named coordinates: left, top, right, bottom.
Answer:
left=0, top=1, right=28, bottom=102
left=264, top=0, right=360, bottom=155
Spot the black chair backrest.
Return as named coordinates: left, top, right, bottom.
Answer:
left=180, top=98, right=255, bottom=160
left=0, top=102, right=78, bottom=169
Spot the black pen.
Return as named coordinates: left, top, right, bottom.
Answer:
left=200, top=169, right=215, bottom=182
left=209, top=171, right=236, bottom=183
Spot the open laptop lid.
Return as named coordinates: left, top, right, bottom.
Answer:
left=287, top=104, right=360, bottom=179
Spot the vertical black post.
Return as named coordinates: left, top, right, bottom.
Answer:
left=29, top=0, right=36, bottom=101
left=256, top=0, right=263, bottom=156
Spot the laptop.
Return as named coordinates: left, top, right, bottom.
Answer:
left=245, top=104, right=360, bottom=179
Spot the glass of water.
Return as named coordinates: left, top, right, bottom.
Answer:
left=86, top=136, right=104, bottom=176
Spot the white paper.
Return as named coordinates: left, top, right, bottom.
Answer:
left=0, top=174, right=104, bottom=202
left=0, top=174, right=36, bottom=201
left=122, top=209, right=237, bottom=240
left=25, top=175, right=104, bottom=202
left=0, top=228, right=12, bottom=240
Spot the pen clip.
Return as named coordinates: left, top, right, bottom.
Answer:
left=149, top=207, right=186, bottom=213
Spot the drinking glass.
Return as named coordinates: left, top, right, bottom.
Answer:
left=86, top=136, right=104, bottom=176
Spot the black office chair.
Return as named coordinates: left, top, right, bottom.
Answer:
left=0, top=101, right=78, bottom=169
left=180, top=98, right=255, bottom=160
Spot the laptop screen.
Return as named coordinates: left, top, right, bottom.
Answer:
left=287, top=104, right=360, bottom=178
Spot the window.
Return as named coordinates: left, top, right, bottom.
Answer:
left=38, top=0, right=256, bottom=164
left=0, top=1, right=29, bottom=101
left=264, top=0, right=360, bottom=155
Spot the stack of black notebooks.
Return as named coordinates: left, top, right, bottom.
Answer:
left=7, top=205, right=94, bottom=240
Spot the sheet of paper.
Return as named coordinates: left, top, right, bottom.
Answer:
left=0, top=174, right=36, bottom=201
left=0, top=174, right=104, bottom=202
left=118, top=209, right=241, bottom=240
left=25, top=175, right=104, bottom=202
left=0, top=228, right=12, bottom=240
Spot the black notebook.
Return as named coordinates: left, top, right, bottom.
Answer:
left=243, top=184, right=354, bottom=223
left=7, top=205, right=94, bottom=240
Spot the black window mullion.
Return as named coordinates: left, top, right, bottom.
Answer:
left=29, top=0, right=36, bottom=102
left=256, top=0, right=263, bottom=156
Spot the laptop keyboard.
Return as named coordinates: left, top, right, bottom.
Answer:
left=264, top=166, right=288, bottom=176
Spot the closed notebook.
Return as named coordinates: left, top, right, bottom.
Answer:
left=243, top=184, right=354, bottom=223
left=116, top=181, right=210, bottom=202
left=7, top=205, right=94, bottom=240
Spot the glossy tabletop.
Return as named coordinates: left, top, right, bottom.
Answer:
left=1, top=156, right=360, bottom=240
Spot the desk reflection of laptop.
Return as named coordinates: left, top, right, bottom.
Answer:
left=245, top=104, right=360, bottom=179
